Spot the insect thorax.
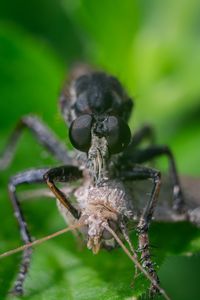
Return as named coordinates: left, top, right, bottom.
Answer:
left=60, top=71, right=133, bottom=125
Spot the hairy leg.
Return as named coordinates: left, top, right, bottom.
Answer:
left=8, top=165, right=82, bottom=295
left=0, top=115, right=72, bottom=170
left=8, top=168, right=49, bottom=295
left=130, top=146, right=184, bottom=213
left=119, top=165, right=161, bottom=294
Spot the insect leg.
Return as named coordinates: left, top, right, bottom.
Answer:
left=131, top=146, right=184, bottom=213
left=126, top=125, right=155, bottom=150
left=0, top=115, right=72, bottom=170
left=43, top=166, right=82, bottom=220
left=120, top=165, right=161, bottom=294
left=8, top=168, right=49, bottom=295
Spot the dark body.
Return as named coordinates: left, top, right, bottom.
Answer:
left=0, top=64, right=198, bottom=297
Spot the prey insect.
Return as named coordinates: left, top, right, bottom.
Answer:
left=0, top=64, right=200, bottom=299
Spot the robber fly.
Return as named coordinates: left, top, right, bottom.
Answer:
left=0, top=64, right=200, bottom=299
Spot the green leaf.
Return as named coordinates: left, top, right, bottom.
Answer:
left=0, top=2, right=200, bottom=300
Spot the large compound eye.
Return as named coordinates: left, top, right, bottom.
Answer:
left=106, top=116, right=131, bottom=154
left=69, top=114, right=92, bottom=152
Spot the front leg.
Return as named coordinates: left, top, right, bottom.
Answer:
left=43, top=166, right=82, bottom=219
left=121, top=145, right=185, bottom=214
left=120, top=165, right=161, bottom=295
left=8, top=168, right=49, bottom=295
left=8, top=165, right=82, bottom=295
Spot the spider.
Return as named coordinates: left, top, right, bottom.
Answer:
left=0, top=64, right=199, bottom=298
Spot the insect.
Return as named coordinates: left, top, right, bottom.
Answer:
left=0, top=64, right=200, bottom=299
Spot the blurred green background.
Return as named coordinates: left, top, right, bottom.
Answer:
left=0, top=1, right=200, bottom=300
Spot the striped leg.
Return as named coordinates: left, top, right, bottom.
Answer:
left=119, top=165, right=161, bottom=294
left=8, top=168, right=49, bottom=295
left=8, top=165, right=82, bottom=295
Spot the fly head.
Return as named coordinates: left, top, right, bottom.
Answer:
left=69, top=113, right=131, bottom=183
left=62, top=67, right=133, bottom=183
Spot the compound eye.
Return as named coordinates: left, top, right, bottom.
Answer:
left=69, top=114, right=92, bottom=152
left=106, top=116, right=131, bottom=154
